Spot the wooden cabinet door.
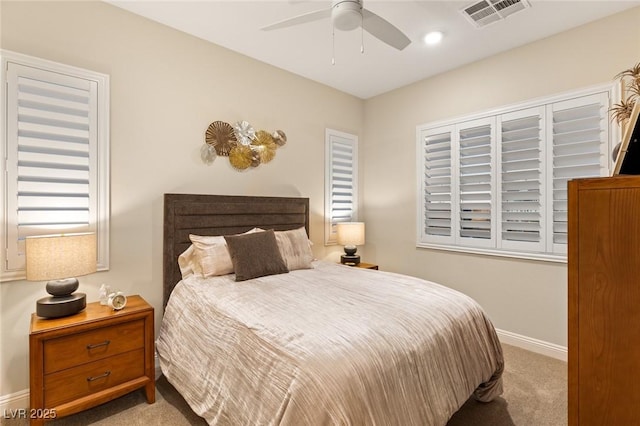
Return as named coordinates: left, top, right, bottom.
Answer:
left=569, top=177, right=640, bottom=425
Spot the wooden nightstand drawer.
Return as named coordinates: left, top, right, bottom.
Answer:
left=44, top=319, right=144, bottom=374
left=44, top=348, right=144, bottom=407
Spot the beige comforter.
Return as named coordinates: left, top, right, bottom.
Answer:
left=157, top=261, right=503, bottom=425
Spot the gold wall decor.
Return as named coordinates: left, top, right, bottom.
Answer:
left=202, top=120, right=287, bottom=170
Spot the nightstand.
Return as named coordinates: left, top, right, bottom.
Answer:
left=352, top=262, right=379, bottom=270
left=29, top=295, right=155, bottom=425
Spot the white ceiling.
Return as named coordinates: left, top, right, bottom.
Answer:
left=107, top=0, right=640, bottom=99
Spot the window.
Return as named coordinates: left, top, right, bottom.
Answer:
left=417, top=86, right=614, bottom=261
left=325, top=129, right=358, bottom=244
left=1, top=50, right=110, bottom=281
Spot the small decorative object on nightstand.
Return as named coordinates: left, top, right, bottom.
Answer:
left=107, top=291, right=127, bottom=310
left=337, top=222, right=365, bottom=265
left=29, top=295, right=155, bottom=425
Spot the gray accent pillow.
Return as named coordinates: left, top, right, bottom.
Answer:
left=224, top=229, right=289, bottom=281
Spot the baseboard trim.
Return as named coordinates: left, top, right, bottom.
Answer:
left=496, top=328, right=567, bottom=362
left=0, top=388, right=29, bottom=411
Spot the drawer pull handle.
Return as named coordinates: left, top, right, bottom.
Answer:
left=87, top=371, right=111, bottom=382
left=86, top=340, right=110, bottom=350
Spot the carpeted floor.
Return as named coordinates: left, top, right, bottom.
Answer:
left=3, top=344, right=567, bottom=426
left=447, top=344, right=567, bottom=426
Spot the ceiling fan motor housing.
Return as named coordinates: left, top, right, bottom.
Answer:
left=332, top=0, right=363, bottom=31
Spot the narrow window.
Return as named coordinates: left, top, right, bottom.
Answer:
left=325, top=129, right=358, bottom=244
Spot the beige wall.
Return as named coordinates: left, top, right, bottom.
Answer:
left=363, top=7, right=640, bottom=347
left=0, top=1, right=363, bottom=396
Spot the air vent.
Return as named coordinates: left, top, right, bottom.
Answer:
left=461, top=0, right=531, bottom=28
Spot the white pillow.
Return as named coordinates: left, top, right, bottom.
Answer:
left=189, top=234, right=233, bottom=277
left=274, top=227, right=314, bottom=271
left=188, top=228, right=264, bottom=278
left=177, top=244, right=197, bottom=279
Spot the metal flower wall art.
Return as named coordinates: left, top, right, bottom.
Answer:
left=201, top=120, right=287, bottom=170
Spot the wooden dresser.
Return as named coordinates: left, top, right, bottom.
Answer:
left=568, top=176, right=640, bottom=425
left=29, top=295, right=155, bottom=425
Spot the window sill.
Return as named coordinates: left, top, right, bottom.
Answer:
left=416, top=243, right=567, bottom=264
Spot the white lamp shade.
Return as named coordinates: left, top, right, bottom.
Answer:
left=25, top=233, right=97, bottom=281
left=337, top=222, right=365, bottom=246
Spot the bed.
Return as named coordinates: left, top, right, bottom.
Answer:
left=158, top=193, right=504, bottom=425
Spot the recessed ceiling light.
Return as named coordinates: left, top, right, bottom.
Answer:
left=424, top=31, right=443, bottom=46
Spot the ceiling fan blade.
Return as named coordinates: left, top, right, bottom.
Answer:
left=261, top=9, right=331, bottom=31
left=362, top=9, right=411, bottom=51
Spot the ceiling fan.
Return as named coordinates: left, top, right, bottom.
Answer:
left=261, top=0, right=411, bottom=51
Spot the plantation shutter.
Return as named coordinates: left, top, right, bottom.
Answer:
left=499, top=107, right=545, bottom=252
left=457, top=118, right=495, bottom=247
left=5, top=62, right=97, bottom=270
left=325, top=129, right=358, bottom=244
left=421, top=125, right=455, bottom=244
left=548, top=93, right=609, bottom=254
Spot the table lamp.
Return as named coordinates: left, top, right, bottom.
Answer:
left=337, top=222, right=365, bottom=265
left=26, top=232, right=97, bottom=318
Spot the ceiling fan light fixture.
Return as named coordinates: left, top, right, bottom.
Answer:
left=332, top=1, right=363, bottom=31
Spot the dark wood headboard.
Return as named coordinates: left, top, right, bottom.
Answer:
left=163, top=194, right=310, bottom=309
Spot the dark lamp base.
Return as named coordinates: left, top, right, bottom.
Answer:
left=36, top=293, right=86, bottom=318
left=46, top=277, right=79, bottom=297
left=341, top=254, right=361, bottom=266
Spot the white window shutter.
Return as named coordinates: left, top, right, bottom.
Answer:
left=2, top=51, right=110, bottom=280
left=457, top=117, right=495, bottom=248
left=547, top=93, right=609, bottom=254
left=419, top=125, right=456, bottom=245
left=6, top=63, right=96, bottom=270
left=498, top=107, right=545, bottom=252
left=325, top=129, right=358, bottom=244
